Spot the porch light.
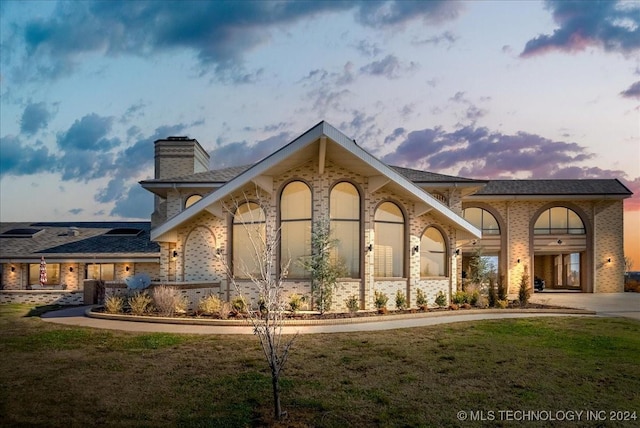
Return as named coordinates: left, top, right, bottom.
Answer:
left=412, top=245, right=419, bottom=256
left=365, top=244, right=373, bottom=253
left=69, top=267, right=74, bottom=272
left=517, top=259, right=521, bottom=264
left=455, top=249, right=460, bottom=256
left=172, top=250, right=178, bottom=258
left=557, top=239, right=563, bottom=245
left=607, top=258, right=612, bottom=264
left=125, top=266, right=130, bottom=272
left=215, top=248, right=222, bottom=257
left=11, top=266, right=15, bottom=272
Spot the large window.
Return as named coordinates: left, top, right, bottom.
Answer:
left=29, top=263, right=60, bottom=285
left=420, top=227, right=447, bottom=277
left=87, top=263, right=115, bottom=281
left=233, top=202, right=266, bottom=279
left=534, top=207, right=585, bottom=235
left=463, top=207, right=500, bottom=235
left=374, top=202, right=405, bottom=277
left=185, top=194, right=202, bottom=208
left=330, top=182, right=360, bottom=278
left=280, top=181, right=312, bottom=278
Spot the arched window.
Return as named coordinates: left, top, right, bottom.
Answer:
left=330, top=182, right=360, bottom=278
left=280, top=181, right=312, bottom=278
left=233, top=202, right=265, bottom=279
left=534, top=207, right=585, bottom=235
left=421, top=227, right=447, bottom=277
left=185, top=194, right=202, bottom=208
left=463, top=207, right=500, bottom=235
left=374, top=202, right=404, bottom=277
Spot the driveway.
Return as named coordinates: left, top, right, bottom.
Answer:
left=530, top=291, right=640, bottom=320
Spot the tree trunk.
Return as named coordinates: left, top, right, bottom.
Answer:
left=272, top=371, right=282, bottom=419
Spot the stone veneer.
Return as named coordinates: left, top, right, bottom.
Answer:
left=0, top=290, right=84, bottom=305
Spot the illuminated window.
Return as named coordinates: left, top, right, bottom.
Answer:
left=280, top=181, right=312, bottom=278
left=330, top=182, right=360, bottom=278
left=233, top=202, right=266, bottom=278
left=87, top=264, right=115, bottom=281
left=421, top=227, right=447, bottom=277
left=374, top=202, right=405, bottom=277
left=185, top=194, right=202, bottom=208
left=534, top=207, right=585, bottom=235
left=29, top=263, right=60, bottom=285
left=463, top=207, right=500, bottom=235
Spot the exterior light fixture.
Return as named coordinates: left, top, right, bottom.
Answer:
left=517, top=259, right=521, bottom=264
left=365, top=244, right=373, bottom=253
left=607, top=258, right=611, bottom=263
left=172, top=250, right=178, bottom=258
left=557, top=239, right=563, bottom=245
left=125, top=266, right=130, bottom=272
left=412, top=245, right=420, bottom=256
left=215, top=248, right=222, bottom=256
left=455, top=249, right=460, bottom=256
left=69, top=267, right=74, bottom=272
left=11, top=266, right=15, bottom=272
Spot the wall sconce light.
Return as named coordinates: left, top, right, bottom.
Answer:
left=412, top=245, right=420, bottom=256
left=517, top=259, right=521, bottom=264
left=607, top=258, right=612, bottom=264
left=172, top=250, right=178, bottom=258
left=215, top=248, right=222, bottom=257
left=557, top=239, right=563, bottom=245
left=69, top=267, right=74, bottom=272
left=365, top=244, right=373, bottom=253
left=472, top=240, right=477, bottom=246
left=11, top=266, right=15, bottom=272
left=455, top=249, right=460, bottom=256
left=125, top=266, right=130, bottom=272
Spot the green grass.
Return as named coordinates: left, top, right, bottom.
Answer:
left=1, top=304, right=639, bottom=427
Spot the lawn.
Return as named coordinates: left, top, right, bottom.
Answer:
left=0, top=304, right=639, bottom=427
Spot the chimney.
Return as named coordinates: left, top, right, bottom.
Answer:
left=154, top=136, right=210, bottom=180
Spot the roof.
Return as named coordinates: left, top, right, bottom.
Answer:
left=143, top=165, right=253, bottom=184
left=0, top=222, right=160, bottom=262
left=150, top=120, right=482, bottom=241
left=390, top=166, right=481, bottom=183
left=474, top=179, right=632, bottom=197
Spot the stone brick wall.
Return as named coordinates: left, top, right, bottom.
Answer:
left=0, top=290, right=84, bottom=305
left=594, top=201, right=624, bottom=292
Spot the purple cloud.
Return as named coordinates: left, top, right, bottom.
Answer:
left=620, top=81, right=640, bottom=99
left=521, top=0, right=640, bottom=57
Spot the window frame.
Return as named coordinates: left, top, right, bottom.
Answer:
left=279, top=180, right=312, bottom=279
left=534, top=207, right=585, bottom=235
left=232, top=201, right=266, bottom=279
left=420, top=226, right=448, bottom=278
left=329, top=181, right=362, bottom=279
left=374, top=201, right=406, bottom=278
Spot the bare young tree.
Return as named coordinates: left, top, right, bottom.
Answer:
left=216, top=190, right=297, bottom=420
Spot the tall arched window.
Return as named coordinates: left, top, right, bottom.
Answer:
left=374, top=202, right=404, bottom=277
left=233, top=202, right=265, bottom=279
left=330, top=182, right=360, bottom=278
left=463, top=207, right=500, bottom=235
left=534, top=207, right=585, bottom=235
left=280, top=181, right=312, bottom=278
left=421, top=227, right=447, bottom=277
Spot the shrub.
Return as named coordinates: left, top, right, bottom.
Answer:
left=475, top=294, right=488, bottom=308
left=416, top=288, right=427, bottom=307
left=435, top=290, right=447, bottom=308
left=496, top=299, right=509, bottom=309
left=198, top=294, right=222, bottom=315
left=219, top=301, right=231, bottom=320
left=518, top=266, right=531, bottom=307
left=497, top=274, right=507, bottom=301
left=288, top=294, right=304, bottom=312
left=488, top=276, right=497, bottom=308
left=395, top=290, right=407, bottom=310
left=465, top=284, right=480, bottom=306
left=374, top=290, right=389, bottom=310
left=128, top=292, right=152, bottom=316
left=452, top=290, right=468, bottom=305
left=231, top=296, right=247, bottom=313
left=152, top=285, right=182, bottom=317
left=345, top=295, right=359, bottom=313
left=104, top=295, right=124, bottom=314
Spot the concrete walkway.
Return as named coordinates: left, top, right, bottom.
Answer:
left=41, top=292, right=639, bottom=335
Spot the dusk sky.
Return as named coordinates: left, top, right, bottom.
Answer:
left=1, top=1, right=639, bottom=265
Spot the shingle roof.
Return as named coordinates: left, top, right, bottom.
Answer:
left=145, top=165, right=253, bottom=183
left=0, top=222, right=160, bottom=259
left=476, top=179, right=632, bottom=196
left=390, top=166, right=482, bottom=183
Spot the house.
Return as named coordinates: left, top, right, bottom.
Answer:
left=0, top=121, right=631, bottom=309
left=139, top=121, right=631, bottom=310
left=0, top=222, right=160, bottom=305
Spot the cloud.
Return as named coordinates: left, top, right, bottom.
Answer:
left=412, top=30, right=457, bottom=47
left=57, top=113, right=119, bottom=152
left=20, top=102, right=53, bottom=135
left=0, top=135, right=57, bottom=177
left=109, top=183, right=153, bottom=219
left=620, top=81, right=640, bottom=99
left=521, top=0, right=640, bottom=57
left=13, top=1, right=461, bottom=82
left=359, top=54, right=417, bottom=79
left=210, top=131, right=291, bottom=169
left=382, top=125, right=595, bottom=179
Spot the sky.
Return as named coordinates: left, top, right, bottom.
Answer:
left=1, top=0, right=639, bottom=266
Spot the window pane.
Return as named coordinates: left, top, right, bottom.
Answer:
left=234, top=202, right=265, bottom=223
left=233, top=223, right=265, bottom=278
left=331, top=221, right=359, bottom=278
left=101, top=264, right=115, bottom=281
left=185, top=194, right=202, bottom=208
left=421, top=227, right=446, bottom=277
left=281, top=181, right=311, bottom=220
left=87, top=264, right=100, bottom=280
left=281, top=220, right=311, bottom=278
left=534, top=211, right=550, bottom=230
left=463, top=207, right=482, bottom=229
left=482, top=211, right=499, bottom=234
left=550, top=207, right=568, bottom=229
left=29, top=263, right=60, bottom=284
left=330, top=182, right=359, bottom=219
left=374, top=222, right=404, bottom=277
left=375, top=202, right=403, bottom=223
